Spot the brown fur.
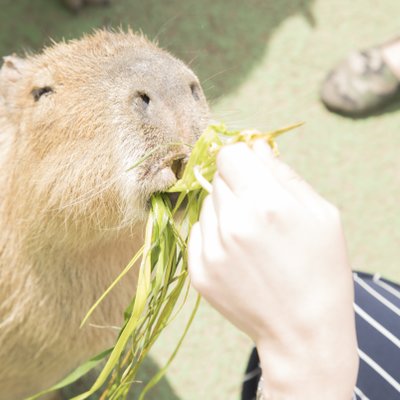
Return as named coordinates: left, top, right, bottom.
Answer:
left=0, top=30, right=209, bottom=400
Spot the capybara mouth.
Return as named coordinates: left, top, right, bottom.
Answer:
left=143, top=154, right=189, bottom=211
left=144, top=191, right=185, bottom=212
left=166, top=191, right=188, bottom=209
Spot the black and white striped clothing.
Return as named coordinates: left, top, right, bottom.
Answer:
left=242, top=272, right=400, bottom=400
left=353, top=272, right=400, bottom=399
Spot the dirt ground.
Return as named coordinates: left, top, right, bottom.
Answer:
left=1, top=0, right=399, bottom=399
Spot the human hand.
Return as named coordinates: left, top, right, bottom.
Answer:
left=188, top=140, right=358, bottom=399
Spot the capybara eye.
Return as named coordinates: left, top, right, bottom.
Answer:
left=31, top=86, right=54, bottom=102
left=190, top=83, right=200, bottom=101
left=134, top=91, right=151, bottom=110
left=140, top=93, right=150, bottom=105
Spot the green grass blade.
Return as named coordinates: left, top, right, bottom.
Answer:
left=80, top=246, right=144, bottom=328
left=138, top=294, right=201, bottom=400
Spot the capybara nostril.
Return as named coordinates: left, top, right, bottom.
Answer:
left=171, top=157, right=186, bottom=180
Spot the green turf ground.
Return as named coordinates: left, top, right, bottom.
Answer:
left=1, top=1, right=399, bottom=399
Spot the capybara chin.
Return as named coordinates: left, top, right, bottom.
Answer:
left=0, top=29, right=209, bottom=400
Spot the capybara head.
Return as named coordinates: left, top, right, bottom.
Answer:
left=0, top=30, right=209, bottom=252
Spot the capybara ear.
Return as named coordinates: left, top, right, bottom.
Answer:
left=0, top=55, right=28, bottom=84
left=0, top=55, right=29, bottom=103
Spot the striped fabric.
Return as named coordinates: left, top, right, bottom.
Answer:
left=353, top=272, right=400, bottom=400
left=241, top=272, right=400, bottom=400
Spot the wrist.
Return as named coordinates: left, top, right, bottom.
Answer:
left=255, top=326, right=358, bottom=400
left=252, top=271, right=358, bottom=399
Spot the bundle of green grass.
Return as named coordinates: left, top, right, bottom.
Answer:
left=28, top=123, right=300, bottom=400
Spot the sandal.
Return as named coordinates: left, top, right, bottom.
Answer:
left=320, top=44, right=400, bottom=116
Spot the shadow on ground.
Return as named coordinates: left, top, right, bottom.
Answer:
left=331, top=93, right=400, bottom=120
left=0, top=0, right=315, bottom=101
left=60, top=355, right=181, bottom=400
